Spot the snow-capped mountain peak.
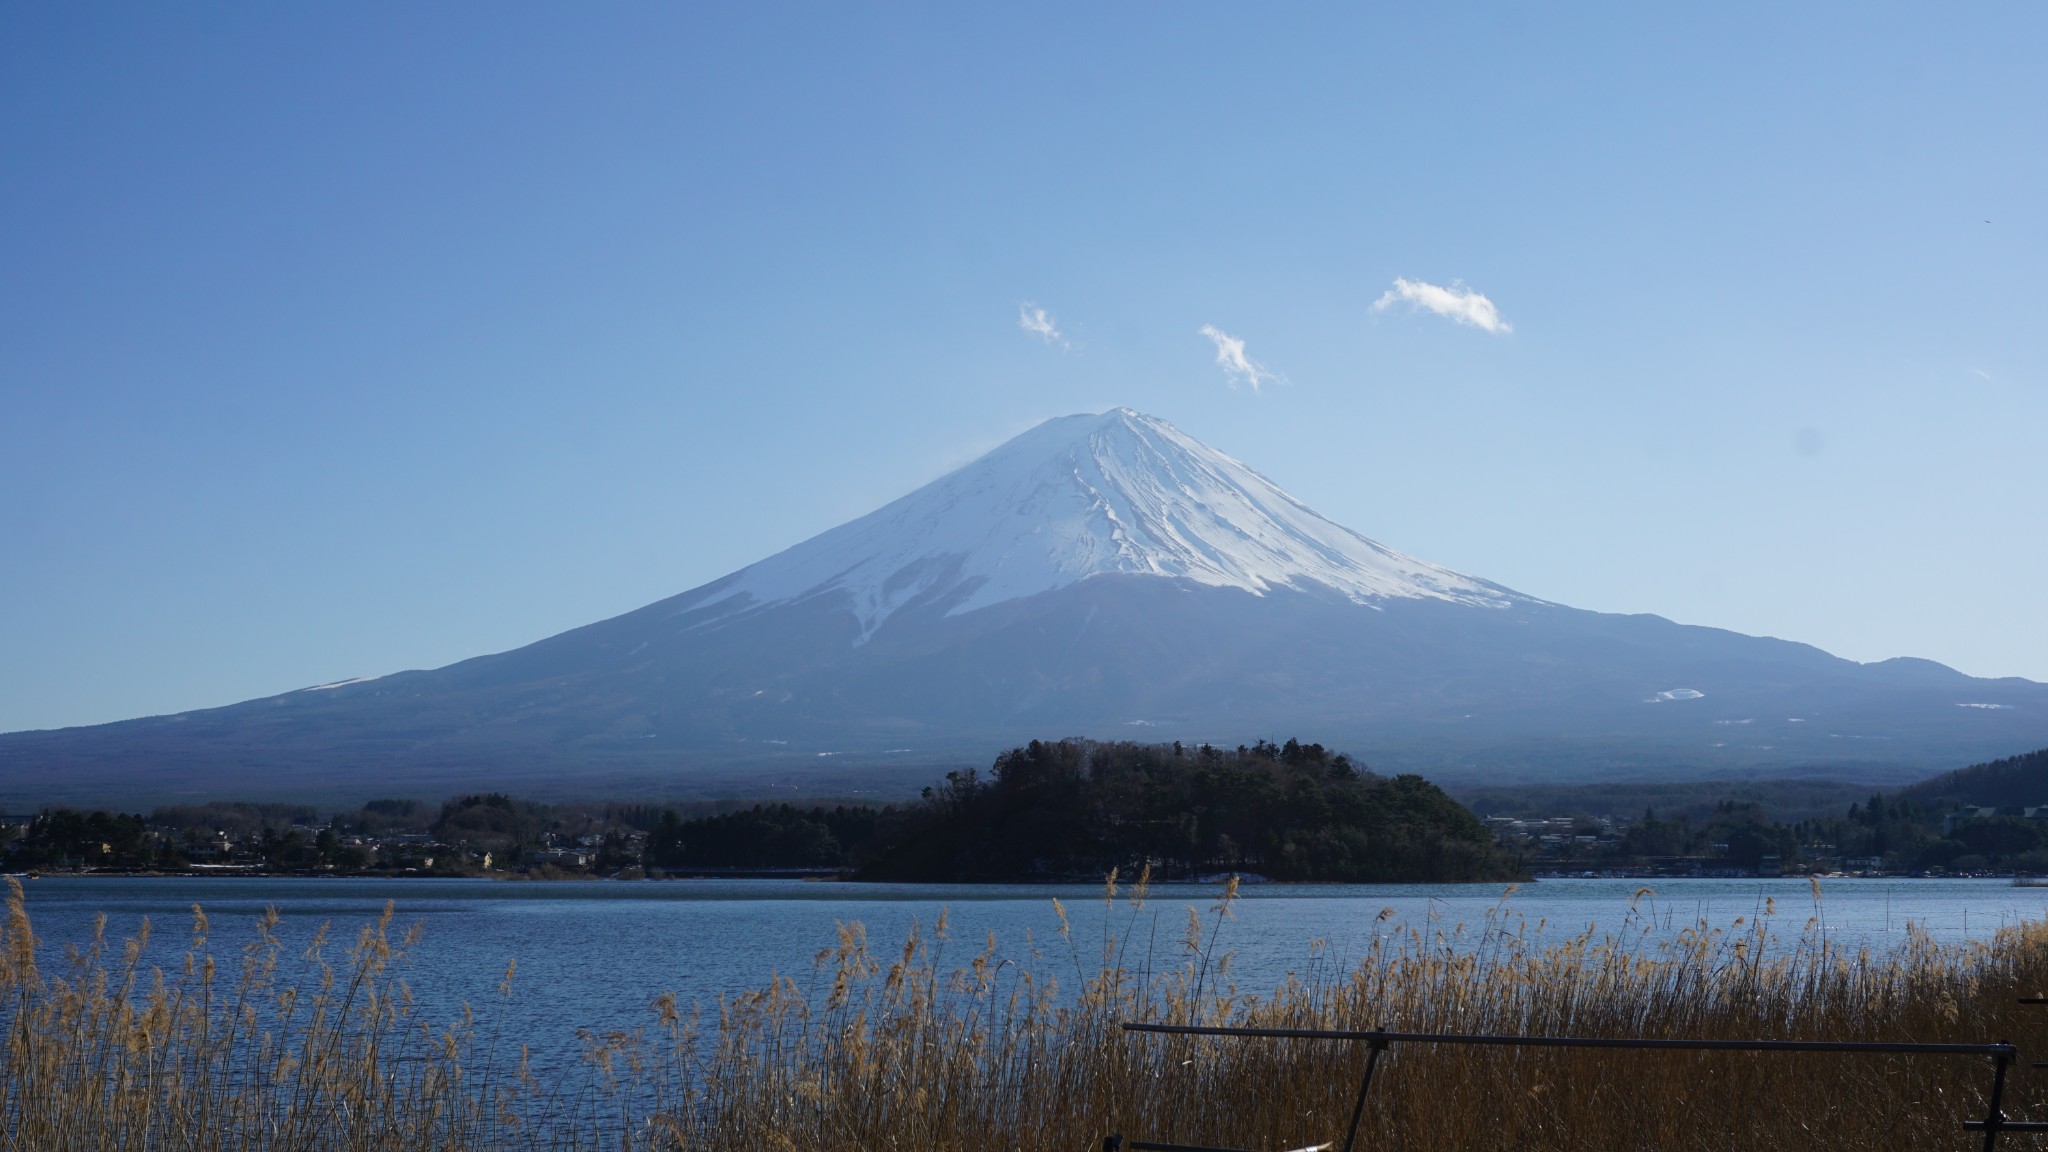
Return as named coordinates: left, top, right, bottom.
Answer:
left=687, top=408, right=1524, bottom=636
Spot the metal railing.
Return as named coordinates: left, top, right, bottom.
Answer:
left=1107, top=1020, right=2034, bottom=1152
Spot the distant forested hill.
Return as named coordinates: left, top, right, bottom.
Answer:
left=852, top=738, right=1519, bottom=883
left=1456, top=778, right=1875, bottom=826
left=1902, top=746, right=2048, bottom=808
left=632, top=738, right=1518, bottom=883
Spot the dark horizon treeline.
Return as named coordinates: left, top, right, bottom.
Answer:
left=1509, top=790, right=2048, bottom=874
left=1521, top=739, right=2048, bottom=874
left=855, top=738, right=1514, bottom=881
left=1, top=737, right=1519, bottom=882
left=15, top=740, right=2048, bottom=879
left=623, top=738, right=1517, bottom=881
left=649, top=739, right=1517, bottom=881
left=642, top=803, right=886, bottom=870
left=4, top=793, right=620, bottom=874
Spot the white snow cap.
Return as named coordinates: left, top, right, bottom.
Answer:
left=689, top=408, right=1525, bottom=636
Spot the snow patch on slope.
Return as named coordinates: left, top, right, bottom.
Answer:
left=1648, top=688, right=1705, bottom=702
left=684, top=408, right=1526, bottom=637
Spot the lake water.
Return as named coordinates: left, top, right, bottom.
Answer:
left=11, top=875, right=2042, bottom=1058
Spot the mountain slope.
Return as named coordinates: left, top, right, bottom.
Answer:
left=5, top=408, right=2047, bottom=805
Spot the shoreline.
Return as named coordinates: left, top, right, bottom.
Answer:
left=10, top=868, right=2032, bottom=884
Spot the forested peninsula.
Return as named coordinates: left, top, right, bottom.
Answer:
left=6, top=739, right=1520, bottom=884
left=649, top=738, right=1521, bottom=883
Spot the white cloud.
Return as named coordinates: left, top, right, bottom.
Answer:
left=1017, top=302, right=1068, bottom=348
left=1199, top=324, right=1281, bottom=391
left=1371, top=277, right=1512, bottom=334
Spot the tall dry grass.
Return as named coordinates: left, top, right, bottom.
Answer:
left=5, top=872, right=2047, bottom=1151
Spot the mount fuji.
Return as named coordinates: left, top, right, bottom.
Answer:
left=6, top=408, right=2046, bottom=804
left=683, top=408, right=1525, bottom=634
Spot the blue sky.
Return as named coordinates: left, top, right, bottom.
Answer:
left=3, top=4, right=2044, bottom=733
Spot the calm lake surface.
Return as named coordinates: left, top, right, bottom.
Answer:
left=13, top=875, right=2043, bottom=1053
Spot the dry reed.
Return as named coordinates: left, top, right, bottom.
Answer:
left=5, top=873, right=2046, bottom=1150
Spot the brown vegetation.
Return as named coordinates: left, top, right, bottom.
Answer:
left=4, top=873, right=2046, bottom=1150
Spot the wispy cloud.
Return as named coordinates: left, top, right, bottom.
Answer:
left=1199, top=324, right=1281, bottom=391
left=1017, top=302, right=1068, bottom=348
left=1371, top=277, right=1512, bottom=334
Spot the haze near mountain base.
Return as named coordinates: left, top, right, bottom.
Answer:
left=4, top=408, right=2044, bottom=805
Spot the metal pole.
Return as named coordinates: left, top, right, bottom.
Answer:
left=1124, top=1021, right=2013, bottom=1058
left=1119, top=1021, right=2022, bottom=1148
left=1983, top=1049, right=2011, bottom=1152
left=1337, top=1036, right=1389, bottom=1152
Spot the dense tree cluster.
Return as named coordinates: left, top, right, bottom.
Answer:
left=432, top=793, right=552, bottom=856
left=594, top=738, right=1516, bottom=882
left=1546, top=787, right=2048, bottom=874
left=2, top=738, right=1516, bottom=883
left=1615, top=801, right=1799, bottom=868
left=642, top=804, right=886, bottom=869
left=149, top=801, right=320, bottom=839
left=858, top=738, right=1516, bottom=882
left=1905, top=747, right=2048, bottom=809
left=7, top=810, right=173, bottom=870
left=1829, top=793, right=2048, bottom=872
